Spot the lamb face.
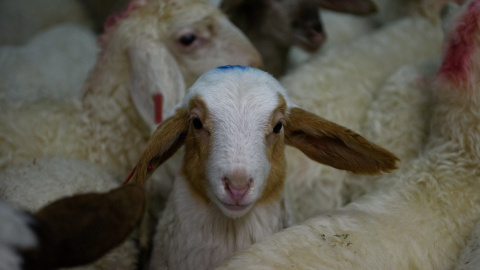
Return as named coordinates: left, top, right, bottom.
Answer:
left=182, top=66, right=292, bottom=218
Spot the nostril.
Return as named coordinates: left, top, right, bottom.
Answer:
left=223, top=177, right=253, bottom=203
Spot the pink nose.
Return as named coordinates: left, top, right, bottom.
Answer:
left=223, top=169, right=252, bottom=204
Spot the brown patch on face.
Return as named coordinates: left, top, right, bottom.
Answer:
left=259, top=94, right=288, bottom=203
left=181, top=97, right=214, bottom=203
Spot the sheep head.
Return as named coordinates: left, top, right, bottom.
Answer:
left=127, top=66, right=398, bottom=218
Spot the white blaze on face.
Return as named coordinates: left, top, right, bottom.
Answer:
left=184, top=66, right=290, bottom=218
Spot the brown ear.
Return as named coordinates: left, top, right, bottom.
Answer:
left=317, top=0, right=377, bottom=15
left=285, top=107, right=399, bottom=175
left=127, top=108, right=190, bottom=185
left=27, top=184, right=146, bottom=269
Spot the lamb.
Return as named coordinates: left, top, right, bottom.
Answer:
left=280, top=5, right=445, bottom=223
left=217, top=1, right=480, bottom=268
left=0, top=0, right=261, bottom=175
left=217, top=0, right=378, bottom=77
left=0, top=183, right=145, bottom=270
left=125, top=65, right=399, bottom=270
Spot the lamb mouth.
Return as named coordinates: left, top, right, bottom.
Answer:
left=297, top=29, right=325, bottom=52
left=220, top=201, right=250, bottom=212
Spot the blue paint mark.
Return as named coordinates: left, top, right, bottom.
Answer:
left=216, top=65, right=249, bottom=71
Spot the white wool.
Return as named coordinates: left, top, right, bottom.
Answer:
left=149, top=176, right=283, bottom=270
left=0, top=202, right=37, bottom=270
left=216, top=2, right=480, bottom=268
left=0, top=24, right=98, bottom=102
left=454, top=221, right=480, bottom=270
left=0, top=156, right=138, bottom=270
left=0, top=0, right=91, bottom=45
left=281, top=14, right=443, bottom=223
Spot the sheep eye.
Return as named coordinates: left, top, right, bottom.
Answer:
left=193, top=117, right=203, bottom=129
left=273, top=121, right=283, bottom=133
left=179, top=33, right=196, bottom=46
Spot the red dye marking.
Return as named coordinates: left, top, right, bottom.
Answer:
left=153, top=93, right=163, bottom=124
left=438, top=0, right=480, bottom=84
left=123, top=164, right=154, bottom=184
left=99, top=0, right=147, bottom=49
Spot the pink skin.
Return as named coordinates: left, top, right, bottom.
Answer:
left=438, top=0, right=480, bottom=84
left=220, top=169, right=254, bottom=211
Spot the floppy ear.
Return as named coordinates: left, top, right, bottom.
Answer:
left=317, top=0, right=377, bottom=15
left=129, top=35, right=186, bottom=129
left=22, top=184, right=146, bottom=269
left=285, top=107, right=399, bottom=175
left=127, top=108, right=190, bottom=185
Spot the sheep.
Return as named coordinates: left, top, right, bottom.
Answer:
left=0, top=156, right=141, bottom=270
left=0, top=183, right=145, bottom=270
left=280, top=5, right=445, bottom=223
left=216, top=1, right=480, bottom=268
left=125, top=65, right=399, bottom=270
left=0, top=23, right=98, bottom=102
left=0, top=0, right=261, bottom=175
left=217, top=0, right=378, bottom=77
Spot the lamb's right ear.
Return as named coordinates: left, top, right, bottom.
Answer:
left=285, top=107, right=399, bottom=175
left=127, top=108, right=190, bottom=185
left=129, top=36, right=186, bottom=129
left=317, top=0, right=378, bottom=15
left=22, top=184, right=145, bottom=269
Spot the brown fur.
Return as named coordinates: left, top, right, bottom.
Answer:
left=21, top=184, right=145, bottom=270
left=285, top=107, right=399, bottom=174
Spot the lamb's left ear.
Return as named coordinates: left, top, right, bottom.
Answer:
left=22, top=184, right=145, bottom=269
left=285, top=107, right=399, bottom=175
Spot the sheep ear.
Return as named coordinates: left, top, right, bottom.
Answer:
left=317, top=0, right=377, bottom=15
left=29, top=184, right=145, bottom=268
left=128, top=36, right=186, bottom=129
left=127, top=108, right=190, bottom=185
left=284, top=107, right=399, bottom=175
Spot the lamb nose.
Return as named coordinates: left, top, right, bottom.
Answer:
left=226, top=184, right=249, bottom=202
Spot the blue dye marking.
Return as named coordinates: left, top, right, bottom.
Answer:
left=216, top=65, right=249, bottom=71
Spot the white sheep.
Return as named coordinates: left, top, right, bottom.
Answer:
left=125, top=65, right=399, bottom=270
left=454, top=221, right=480, bottom=270
left=280, top=7, right=445, bottom=223
left=217, top=1, right=480, bottom=268
left=0, top=0, right=261, bottom=175
left=0, top=23, right=98, bottom=102
left=0, top=183, right=145, bottom=270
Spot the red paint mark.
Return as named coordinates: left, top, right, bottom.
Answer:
left=123, top=164, right=154, bottom=184
left=438, top=0, right=480, bottom=84
left=99, top=0, right=146, bottom=49
left=153, top=93, right=163, bottom=124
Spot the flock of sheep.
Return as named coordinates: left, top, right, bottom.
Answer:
left=1, top=0, right=480, bottom=269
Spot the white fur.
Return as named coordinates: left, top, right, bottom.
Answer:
left=150, top=66, right=289, bottom=269
left=216, top=2, right=480, bottom=268
left=150, top=176, right=283, bottom=270
left=0, top=202, right=36, bottom=270
left=0, top=24, right=98, bottom=102
left=281, top=12, right=444, bottom=223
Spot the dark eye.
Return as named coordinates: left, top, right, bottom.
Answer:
left=179, top=33, right=196, bottom=46
left=193, top=117, right=203, bottom=129
left=273, top=121, right=283, bottom=133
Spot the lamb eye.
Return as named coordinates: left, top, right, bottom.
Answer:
left=193, top=117, right=203, bottom=129
left=273, top=121, right=283, bottom=133
left=179, top=33, right=196, bottom=46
